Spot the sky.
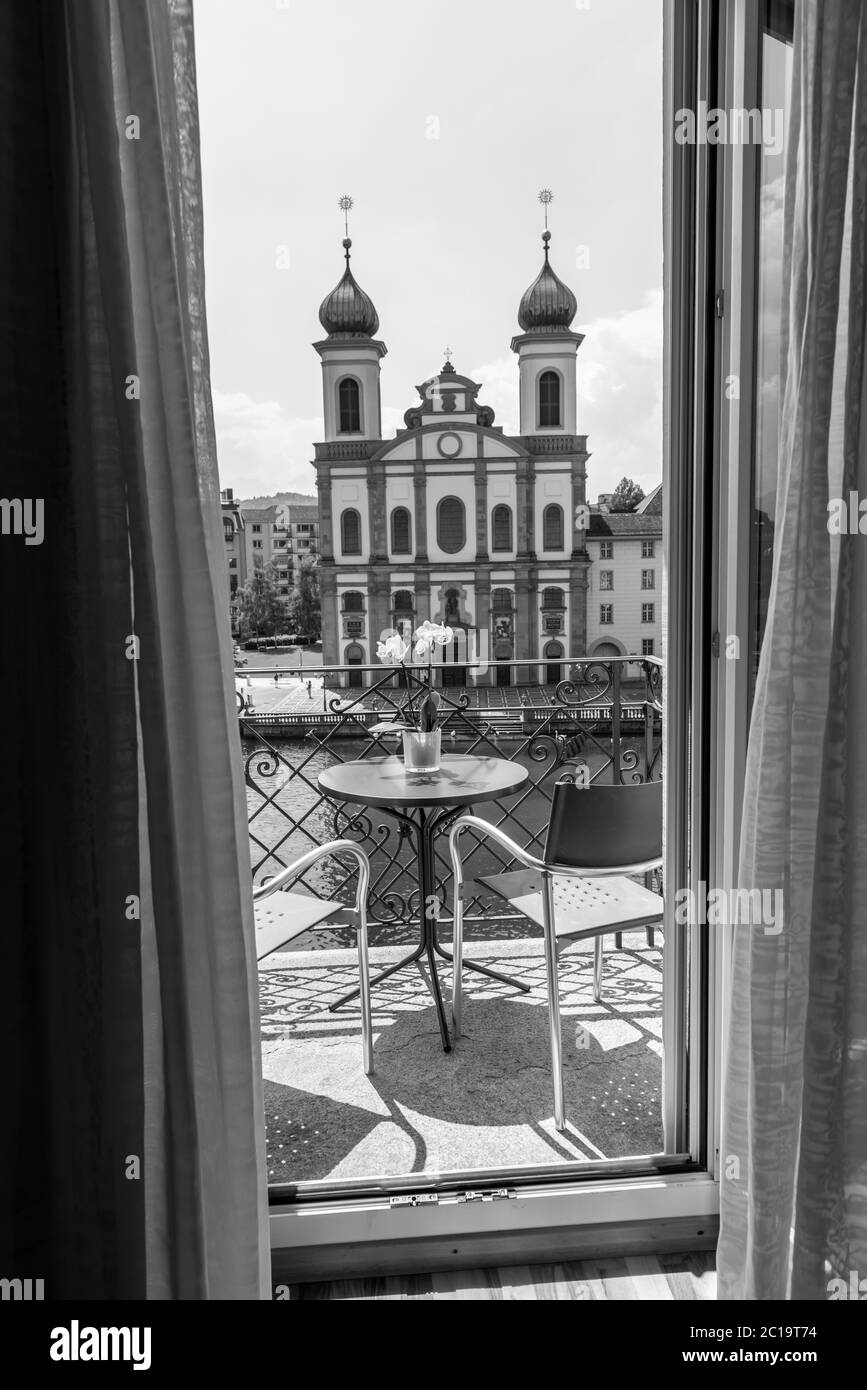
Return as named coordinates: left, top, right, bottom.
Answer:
left=194, top=0, right=663, bottom=501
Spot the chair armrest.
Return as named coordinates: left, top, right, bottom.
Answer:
left=448, top=815, right=545, bottom=884
left=253, top=839, right=369, bottom=904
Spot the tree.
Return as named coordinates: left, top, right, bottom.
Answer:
left=287, top=554, right=321, bottom=640
left=235, top=563, right=285, bottom=640
left=610, top=477, right=646, bottom=513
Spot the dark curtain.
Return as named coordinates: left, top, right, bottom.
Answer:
left=0, top=2, right=145, bottom=1297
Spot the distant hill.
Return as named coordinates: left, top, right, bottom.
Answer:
left=238, top=491, right=317, bottom=509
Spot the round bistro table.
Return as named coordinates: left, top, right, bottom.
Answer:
left=317, top=754, right=530, bottom=1051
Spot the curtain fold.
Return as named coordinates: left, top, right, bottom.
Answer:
left=0, top=0, right=268, bottom=1298
left=718, top=0, right=867, bottom=1301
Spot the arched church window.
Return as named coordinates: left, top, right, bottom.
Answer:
left=543, top=504, right=564, bottom=551
left=391, top=507, right=412, bottom=555
left=491, top=588, right=513, bottom=613
left=491, top=504, right=513, bottom=552
left=539, top=371, right=561, bottom=428
left=341, top=508, right=361, bottom=555
left=338, top=377, right=362, bottom=433
left=437, top=497, right=465, bottom=554
left=342, top=591, right=364, bottom=612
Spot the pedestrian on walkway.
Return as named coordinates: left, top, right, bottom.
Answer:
left=306, top=680, right=312, bottom=699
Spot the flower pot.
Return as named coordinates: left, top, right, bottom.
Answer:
left=402, top=729, right=441, bottom=774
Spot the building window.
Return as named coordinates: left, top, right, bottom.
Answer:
left=437, top=496, right=466, bottom=553
left=542, top=504, right=564, bottom=550
left=642, top=639, right=655, bottom=656
left=600, top=604, right=613, bottom=624
left=252, top=540, right=263, bottom=550
left=342, top=591, right=364, bottom=613
left=228, top=558, right=237, bottom=569
left=642, top=540, right=655, bottom=559
left=338, top=377, right=361, bottom=433
left=642, top=603, right=655, bottom=623
left=392, top=589, right=414, bottom=613
left=600, top=540, right=613, bottom=559
left=391, top=506, right=412, bottom=555
left=223, top=521, right=234, bottom=542
left=252, top=524, right=261, bottom=533
left=538, top=370, right=561, bottom=428
left=491, top=504, right=513, bottom=552
left=229, top=576, right=238, bottom=594
left=641, top=570, right=655, bottom=589
left=600, top=570, right=614, bottom=591
left=541, top=586, right=564, bottom=608
left=341, top=508, right=361, bottom=555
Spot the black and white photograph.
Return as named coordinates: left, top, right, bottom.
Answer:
left=1, top=0, right=865, bottom=1346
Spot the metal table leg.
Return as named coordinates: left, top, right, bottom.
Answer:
left=329, top=803, right=453, bottom=1051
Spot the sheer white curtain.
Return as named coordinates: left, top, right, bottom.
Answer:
left=718, top=0, right=867, bottom=1300
left=65, top=0, right=269, bottom=1297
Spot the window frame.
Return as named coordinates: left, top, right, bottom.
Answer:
left=537, top=369, right=562, bottom=429
left=491, top=503, right=513, bottom=553
left=436, top=495, right=466, bottom=555
left=266, top=0, right=740, bottom=1276
left=337, top=376, right=362, bottom=434
left=340, top=508, right=362, bottom=556
left=390, top=506, right=412, bottom=556
left=542, top=503, right=565, bottom=551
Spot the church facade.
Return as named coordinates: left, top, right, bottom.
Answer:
left=312, top=229, right=595, bottom=686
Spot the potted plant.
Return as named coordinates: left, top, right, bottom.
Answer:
left=374, top=621, right=454, bottom=773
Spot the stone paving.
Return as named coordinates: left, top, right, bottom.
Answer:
left=260, top=931, right=664, bottom=1185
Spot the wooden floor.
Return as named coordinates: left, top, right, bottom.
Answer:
left=288, top=1250, right=716, bottom=1300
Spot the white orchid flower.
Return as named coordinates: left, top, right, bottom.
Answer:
left=377, top=634, right=409, bottom=665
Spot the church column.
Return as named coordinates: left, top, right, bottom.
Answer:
left=367, top=569, right=390, bottom=687
left=570, top=563, right=589, bottom=658
left=474, top=565, right=491, bottom=686
left=413, top=459, right=428, bottom=561
left=316, top=460, right=334, bottom=560
left=516, top=458, right=535, bottom=558
left=474, top=459, right=488, bottom=560
left=319, top=565, right=339, bottom=669
left=368, top=461, right=387, bottom=561
left=571, top=446, right=589, bottom=557
left=515, top=567, right=537, bottom=684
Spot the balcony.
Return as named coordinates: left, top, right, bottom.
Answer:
left=240, top=656, right=664, bottom=1190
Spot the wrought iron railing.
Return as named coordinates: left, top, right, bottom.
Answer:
left=239, top=656, right=663, bottom=942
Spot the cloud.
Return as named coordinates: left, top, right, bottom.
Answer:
left=470, top=290, right=663, bottom=499
left=213, top=390, right=321, bottom=497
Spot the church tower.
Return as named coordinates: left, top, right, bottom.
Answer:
left=314, top=234, right=386, bottom=441
left=511, top=226, right=583, bottom=436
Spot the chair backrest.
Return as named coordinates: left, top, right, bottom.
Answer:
left=543, top=779, right=663, bottom=871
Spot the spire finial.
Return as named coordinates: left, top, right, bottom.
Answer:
left=338, top=194, right=354, bottom=262
left=538, top=188, right=554, bottom=259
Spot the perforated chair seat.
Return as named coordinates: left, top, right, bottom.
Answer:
left=254, top=891, right=344, bottom=962
left=479, top=868, right=663, bottom=942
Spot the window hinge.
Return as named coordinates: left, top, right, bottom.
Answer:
left=715, top=289, right=725, bottom=319
left=456, top=1188, right=515, bottom=1204
left=711, top=631, right=721, bottom=658
left=390, top=1193, right=439, bottom=1209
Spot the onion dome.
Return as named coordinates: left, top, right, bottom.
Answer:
left=517, top=231, right=577, bottom=332
left=318, top=239, right=380, bottom=337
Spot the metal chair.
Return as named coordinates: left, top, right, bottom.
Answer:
left=448, top=781, right=663, bottom=1130
left=253, top=841, right=373, bottom=1074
